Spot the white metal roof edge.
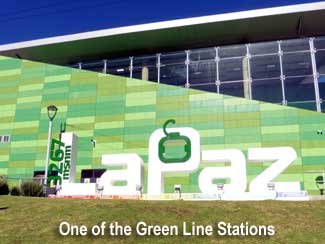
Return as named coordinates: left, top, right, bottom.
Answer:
left=0, top=1, right=324, bottom=51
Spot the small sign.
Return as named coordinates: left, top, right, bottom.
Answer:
left=0, top=135, right=10, bottom=143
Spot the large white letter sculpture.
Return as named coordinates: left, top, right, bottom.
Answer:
left=199, top=149, right=247, bottom=194
left=99, top=154, right=144, bottom=195
left=147, top=127, right=200, bottom=195
left=248, top=147, right=298, bottom=193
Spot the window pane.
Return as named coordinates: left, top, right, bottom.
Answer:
left=190, top=48, right=215, bottom=62
left=160, top=64, right=186, bottom=86
left=133, top=66, right=158, bottom=82
left=81, top=61, right=104, bottom=73
left=250, top=55, right=280, bottom=79
left=189, top=61, right=216, bottom=85
left=317, top=75, right=325, bottom=102
left=219, top=58, right=244, bottom=82
left=315, top=50, right=325, bottom=75
left=252, top=79, right=283, bottom=103
left=220, top=82, right=244, bottom=98
left=190, top=48, right=216, bottom=61
left=250, top=41, right=278, bottom=55
left=219, top=44, right=246, bottom=58
left=282, top=52, right=312, bottom=77
left=133, top=55, right=158, bottom=82
left=314, top=36, right=325, bottom=50
left=69, top=64, right=80, bottom=69
left=107, top=58, right=130, bottom=77
left=287, top=101, right=317, bottom=111
left=285, top=76, right=315, bottom=102
left=161, top=52, right=186, bottom=65
left=191, top=84, right=217, bottom=93
left=281, top=38, right=310, bottom=52
left=133, top=55, right=156, bottom=68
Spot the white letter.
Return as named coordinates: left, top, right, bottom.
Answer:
left=59, top=221, right=70, bottom=236
left=148, top=127, right=200, bottom=195
left=217, top=221, right=227, bottom=236
left=100, top=154, right=144, bottom=195
left=199, top=149, right=246, bottom=194
left=248, top=147, right=298, bottom=193
left=268, top=226, right=275, bottom=236
left=136, top=221, right=147, bottom=236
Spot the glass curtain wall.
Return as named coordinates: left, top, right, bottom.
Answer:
left=73, top=36, right=325, bottom=112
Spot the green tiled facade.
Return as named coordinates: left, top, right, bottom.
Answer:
left=0, top=56, right=325, bottom=194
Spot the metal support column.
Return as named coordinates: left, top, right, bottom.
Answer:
left=278, top=41, right=287, bottom=105
left=44, top=120, right=53, bottom=187
left=185, top=50, right=190, bottom=88
left=157, top=53, right=161, bottom=83
left=103, top=59, right=107, bottom=74
left=245, top=44, right=252, bottom=99
left=215, top=47, right=221, bottom=94
left=129, top=56, right=134, bottom=78
left=309, top=38, right=322, bottom=112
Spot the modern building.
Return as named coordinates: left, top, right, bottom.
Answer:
left=0, top=2, right=325, bottom=196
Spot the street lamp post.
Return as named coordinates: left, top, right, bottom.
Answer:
left=44, top=105, right=58, bottom=191
left=316, top=130, right=325, bottom=195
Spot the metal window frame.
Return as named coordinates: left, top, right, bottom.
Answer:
left=185, top=50, right=190, bottom=88
left=103, top=59, right=107, bottom=74
left=309, top=38, right=322, bottom=112
left=157, top=53, right=161, bottom=83
left=129, top=56, right=133, bottom=78
left=278, top=41, right=288, bottom=105
left=245, top=44, right=252, bottom=99
left=215, top=47, right=221, bottom=94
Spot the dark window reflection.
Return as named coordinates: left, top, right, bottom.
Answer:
left=219, top=45, right=246, bottom=58
left=219, top=58, right=243, bottom=82
left=160, top=52, right=186, bottom=65
left=189, top=61, right=216, bottom=85
left=191, top=84, right=218, bottom=93
left=107, top=58, right=130, bottom=77
left=82, top=61, right=104, bottom=73
left=252, top=79, right=283, bottom=103
left=287, top=101, right=317, bottom=111
left=315, top=36, right=325, bottom=50
left=160, top=64, right=186, bottom=86
left=250, top=41, right=278, bottom=55
left=190, top=48, right=215, bottom=62
left=318, top=75, right=325, bottom=102
left=282, top=52, right=312, bottom=77
left=315, top=50, right=325, bottom=75
left=250, top=55, right=280, bottom=80
left=285, top=76, right=315, bottom=102
left=281, top=38, right=310, bottom=52
left=132, top=55, right=157, bottom=82
left=160, top=52, right=186, bottom=86
left=220, top=82, right=244, bottom=98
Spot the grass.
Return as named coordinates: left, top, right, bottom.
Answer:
left=0, top=196, right=325, bottom=244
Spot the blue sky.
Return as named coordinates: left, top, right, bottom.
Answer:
left=0, top=0, right=321, bottom=44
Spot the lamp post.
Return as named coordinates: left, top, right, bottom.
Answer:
left=316, top=130, right=325, bottom=195
left=44, top=105, right=58, bottom=189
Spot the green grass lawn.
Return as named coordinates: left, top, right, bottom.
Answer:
left=0, top=196, right=325, bottom=244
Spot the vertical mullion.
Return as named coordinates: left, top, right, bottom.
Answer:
left=215, top=47, right=220, bottom=94
left=246, top=44, right=252, bottom=99
left=129, top=56, right=133, bottom=78
left=157, top=53, right=161, bottom=84
left=103, top=59, right=107, bottom=74
left=309, top=37, right=321, bottom=112
left=278, top=41, right=287, bottom=105
left=185, top=50, right=190, bottom=88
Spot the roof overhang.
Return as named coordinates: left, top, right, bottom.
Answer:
left=1, top=2, right=325, bottom=65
